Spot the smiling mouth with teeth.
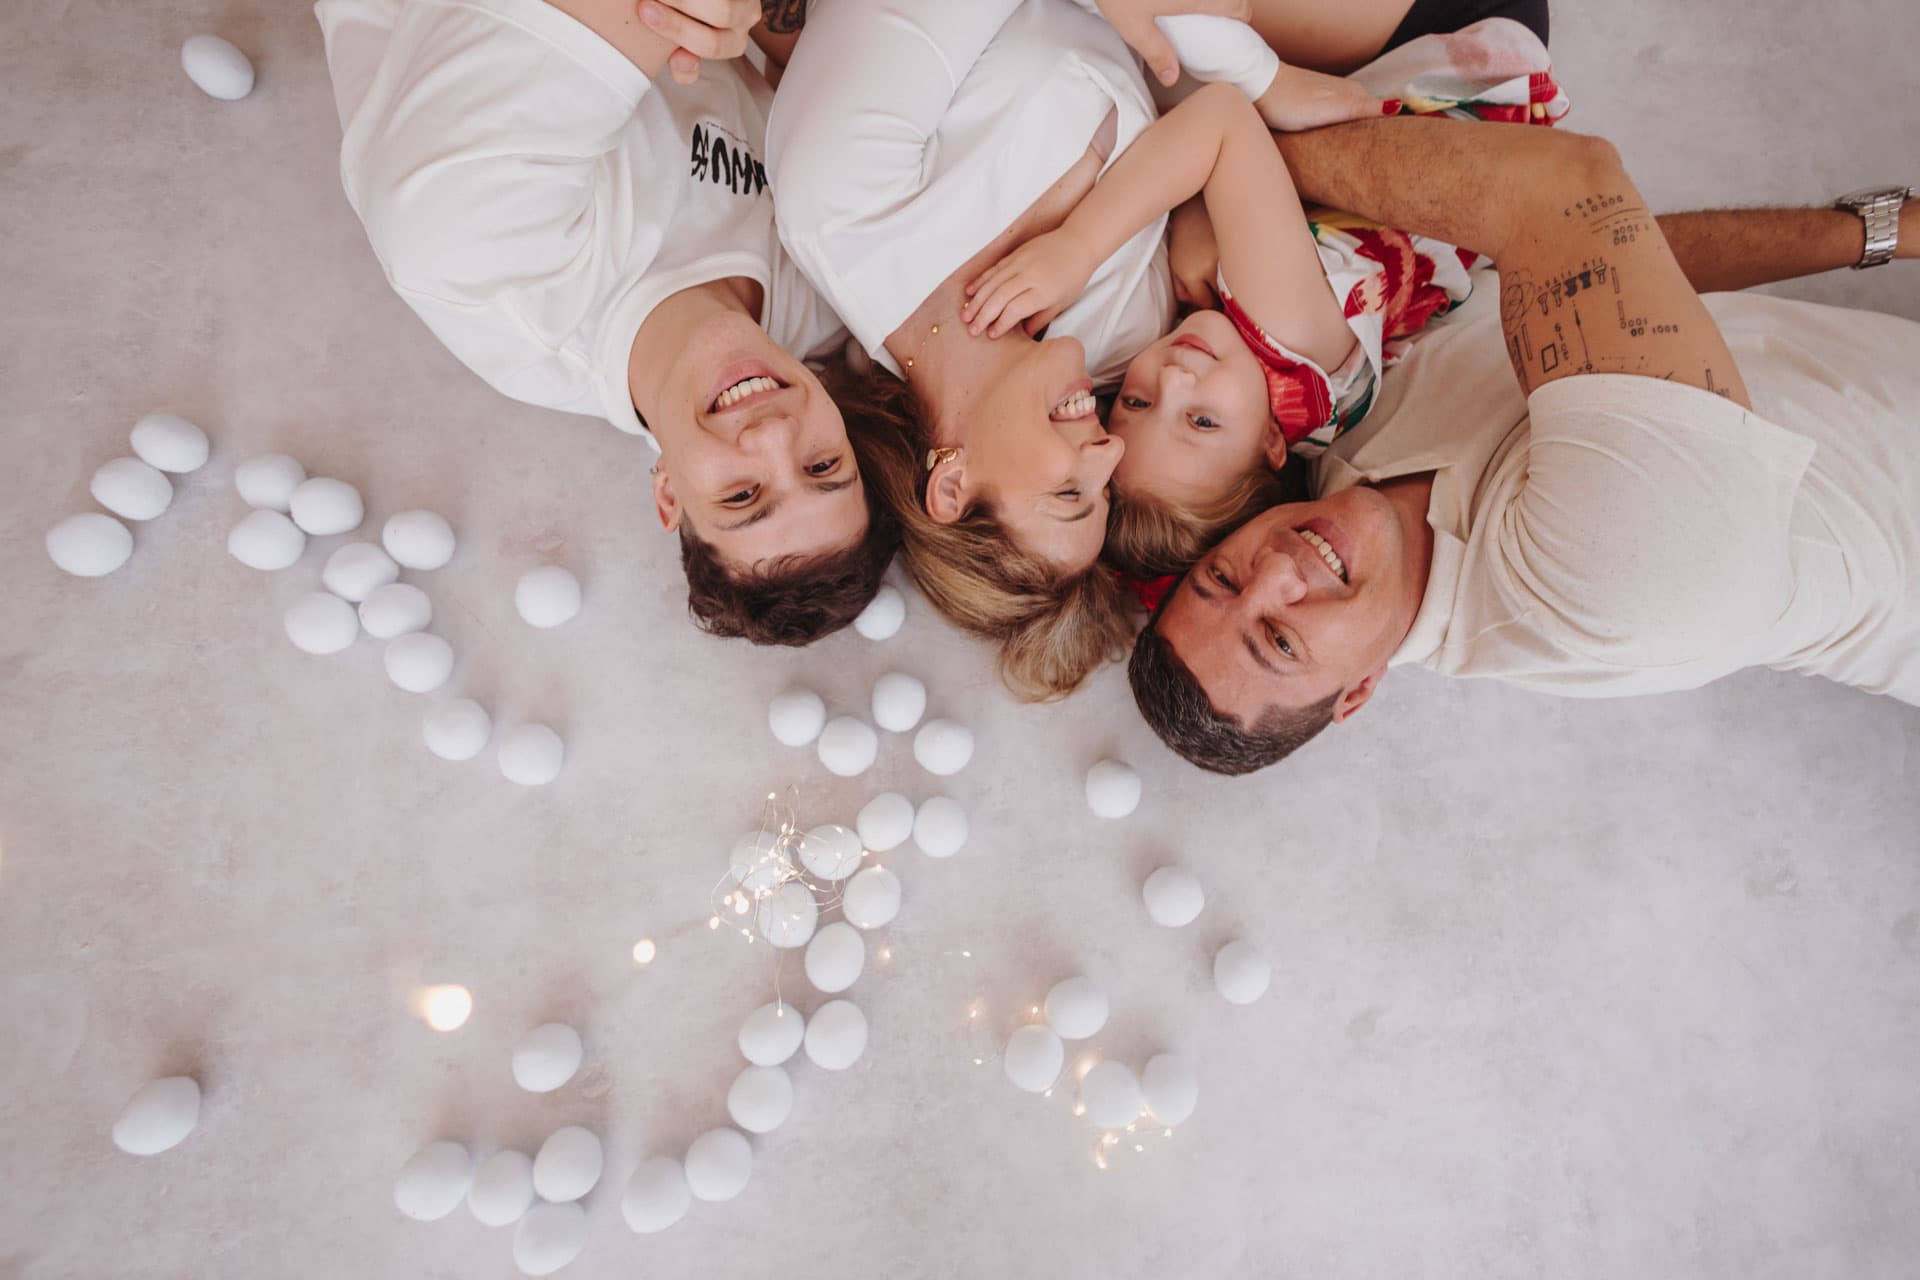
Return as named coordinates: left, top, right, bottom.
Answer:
left=1051, top=390, right=1097, bottom=421
left=711, top=375, right=785, bottom=412
left=1298, top=527, right=1348, bottom=583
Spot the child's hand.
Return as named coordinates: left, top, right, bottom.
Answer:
left=962, top=232, right=1096, bottom=338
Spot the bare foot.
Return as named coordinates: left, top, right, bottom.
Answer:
left=1256, top=64, right=1395, bottom=132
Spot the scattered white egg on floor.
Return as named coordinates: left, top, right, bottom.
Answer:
left=467, top=1150, right=536, bottom=1228
left=129, top=413, right=210, bottom=473
left=855, top=792, right=915, bottom=853
left=1141, top=1053, right=1199, bottom=1127
left=912, top=718, right=973, bottom=776
left=622, top=1156, right=692, bottom=1234
left=180, top=34, right=254, bottom=100
left=227, top=509, right=305, bottom=570
left=1213, top=941, right=1271, bottom=1005
left=816, top=715, right=878, bottom=777
left=912, top=796, right=968, bottom=859
left=755, top=881, right=818, bottom=948
left=384, top=632, right=454, bottom=694
left=683, top=1128, right=753, bottom=1203
left=394, top=1140, right=472, bottom=1221
left=767, top=686, right=826, bottom=747
left=284, top=591, right=360, bottom=656
left=497, top=723, right=564, bottom=786
left=803, top=999, right=868, bottom=1070
left=321, top=541, right=399, bottom=603
left=515, top=566, right=581, bottom=628
left=46, top=513, right=133, bottom=578
left=1084, top=759, right=1142, bottom=819
left=1002, top=1025, right=1065, bottom=1094
left=870, top=672, right=927, bottom=732
left=512, top=1200, right=587, bottom=1277
left=90, top=457, right=172, bottom=522
left=841, top=866, right=901, bottom=930
left=726, top=1065, right=794, bottom=1134
left=360, top=582, right=432, bottom=639
left=110, top=1077, right=200, bottom=1155
left=1044, top=976, right=1109, bottom=1040
left=804, top=921, right=865, bottom=993
left=738, top=1001, right=805, bottom=1066
left=288, top=477, right=364, bottom=536
left=233, top=454, right=305, bottom=512
left=381, top=510, right=456, bottom=570
left=798, top=823, right=863, bottom=881
left=512, top=1023, right=583, bottom=1093
left=422, top=698, right=491, bottom=762
left=531, top=1126, right=603, bottom=1203
left=1142, top=866, right=1204, bottom=927
left=852, top=583, right=905, bottom=639
left=1080, top=1061, right=1143, bottom=1130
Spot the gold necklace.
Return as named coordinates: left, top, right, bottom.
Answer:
left=901, top=320, right=942, bottom=371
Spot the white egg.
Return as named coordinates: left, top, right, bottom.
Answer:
left=841, top=866, right=901, bottom=930
left=683, top=1128, right=753, bottom=1203
left=912, top=719, right=973, bottom=776
left=1141, top=1053, right=1199, bottom=1126
left=1213, top=940, right=1271, bottom=1005
left=726, top=1065, right=795, bottom=1134
left=1085, top=759, right=1142, bottom=819
left=90, top=457, right=173, bottom=522
left=512, top=1023, right=584, bottom=1093
left=1044, top=975, right=1108, bottom=1040
left=515, top=566, right=582, bottom=628
left=855, top=792, right=915, bottom=853
left=129, top=413, right=210, bottom=473
left=498, top=723, right=564, bottom=786
left=803, top=999, right=868, bottom=1071
left=226, top=509, right=305, bottom=570
left=869, top=672, right=927, bottom=732
left=852, top=583, right=905, bottom=639
left=233, top=453, right=305, bottom=511
left=767, top=686, right=826, bottom=747
left=384, top=632, right=454, bottom=694
left=382, top=509, right=456, bottom=570
left=360, top=582, right=433, bottom=639
left=288, top=477, right=364, bottom=536
left=816, top=716, right=878, bottom=777
left=423, top=698, right=491, bottom=762
left=798, top=823, right=863, bottom=881
left=512, top=1201, right=587, bottom=1277
left=180, top=34, right=254, bottom=100
left=804, top=921, right=865, bottom=993
left=46, top=513, right=132, bottom=578
left=284, top=591, right=360, bottom=656
left=467, top=1150, right=536, bottom=1227
left=729, top=830, right=790, bottom=894
left=621, top=1156, right=692, bottom=1234
left=738, top=1001, right=804, bottom=1066
left=1080, top=1061, right=1143, bottom=1130
left=1002, top=1025, right=1065, bottom=1094
left=1142, top=866, right=1204, bottom=927
left=394, top=1140, right=472, bottom=1221
left=111, top=1076, right=200, bottom=1155
left=532, top=1126, right=603, bottom=1202
left=321, top=541, right=399, bottom=603
left=755, top=881, right=818, bottom=948
left=912, top=796, right=968, bottom=859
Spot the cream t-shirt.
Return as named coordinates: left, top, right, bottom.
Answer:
left=315, top=0, right=845, bottom=445
left=1313, top=277, right=1920, bottom=704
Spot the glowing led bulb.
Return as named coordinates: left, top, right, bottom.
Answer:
left=632, top=939, right=657, bottom=965
left=420, top=984, right=472, bottom=1031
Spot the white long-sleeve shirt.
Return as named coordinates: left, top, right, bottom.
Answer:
left=765, top=0, right=1278, bottom=387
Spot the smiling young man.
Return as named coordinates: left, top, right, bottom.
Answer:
left=316, top=0, right=896, bottom=644
left=1130, top=116, right=1920, bottom=773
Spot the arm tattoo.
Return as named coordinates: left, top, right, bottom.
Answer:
left=761, top=0, right=807, bottom=33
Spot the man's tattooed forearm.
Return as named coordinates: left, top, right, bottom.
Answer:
left=761, top=0, right=807, bottom=33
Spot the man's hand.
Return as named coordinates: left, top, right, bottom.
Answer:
left=1095, top=0, right=1252, bottom=88
left=961, top=230, right=1099, bottom=338
left=1900, top=197, right=1917, bottom=260
left=638, top=0, right=760, bottom=84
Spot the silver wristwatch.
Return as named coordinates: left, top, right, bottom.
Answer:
left=1834, top=185, right=1910, bottom=269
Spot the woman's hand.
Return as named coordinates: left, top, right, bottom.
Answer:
left=962, top=231, right=1099, bottom=338
left=1094, top=0, right=1253, bottom=87
left=637, top=0, right=761, bottom=84
left=1168, top=198, right=1220, bottom=309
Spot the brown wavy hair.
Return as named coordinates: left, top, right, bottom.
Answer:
left=1102, top=458, right=1307, bottom=580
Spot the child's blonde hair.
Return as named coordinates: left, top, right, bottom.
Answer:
left=1103, top=464, right=1300, bottom=579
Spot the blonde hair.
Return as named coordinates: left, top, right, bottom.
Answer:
left=1103, top=464, right=1298, bottom=579
left=824, top=361, right=1134, bottom=701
